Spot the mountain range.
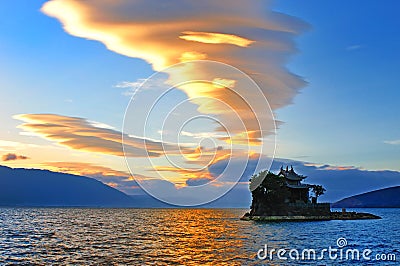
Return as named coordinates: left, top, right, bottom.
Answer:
left=1, top=165, right=399, bottom=208
left=0, top=165, right=134, bottom=207
left=0, top=165, right=248, bottom=207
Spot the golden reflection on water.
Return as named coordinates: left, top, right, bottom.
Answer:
left=136, top=209, right=249, bottom=265
left=1, top=208, right=259, bottom=265
left=0, top=207, right=358, bottom=265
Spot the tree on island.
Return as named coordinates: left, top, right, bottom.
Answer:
left=311, top=185, right=326, bottom=203
left=249, top=171, right=290, bottom=216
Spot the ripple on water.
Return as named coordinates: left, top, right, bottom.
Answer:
left=0, top=208, right=399, bottom=265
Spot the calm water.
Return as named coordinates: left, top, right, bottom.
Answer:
left=0, top=208, right=398, bottom=265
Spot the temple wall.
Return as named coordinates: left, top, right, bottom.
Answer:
left=287, top=203, right=331, bottom=216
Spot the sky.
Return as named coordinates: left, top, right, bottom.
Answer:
left=0, top=0, right=399, bottom=204
left=273, top=0, right=400, bottom=170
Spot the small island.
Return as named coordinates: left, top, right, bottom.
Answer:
left=241, top=166, right=381, bottom=221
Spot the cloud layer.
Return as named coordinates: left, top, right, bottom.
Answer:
left=384, top=139, right=400, bottom=145
left=43, top=161, right=130, bottom=177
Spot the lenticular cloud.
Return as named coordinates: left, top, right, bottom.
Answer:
left=42, top=0, right=307, bottom=132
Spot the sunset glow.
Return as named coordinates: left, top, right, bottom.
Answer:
left=1, top=0, right=399, bottom=204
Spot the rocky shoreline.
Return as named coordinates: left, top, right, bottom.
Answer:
left=241, top=211, right=381, bottom=221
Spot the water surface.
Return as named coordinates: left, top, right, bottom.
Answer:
left=0, top=208, right=398, bottom=265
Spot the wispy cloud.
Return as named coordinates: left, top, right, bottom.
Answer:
left=43, top=161, right=130, bottom=178
left=115, top=76, right=169, bottom=96
left=114, top=81, right=141, bottom=96
left=152, top=166, right=214, bottom=186
left=346, top=44, right=362, bottom=51
left=0, top=140, right=38, bottom=150
left=318, top=165, right=358, bottom=171
left=180, top=130, right=228, bottom=139
left=384, top=139, right=400, bottom=145
left=2, top=153, right=30, bottom=161
left=14, top=113, right=185, bottom=158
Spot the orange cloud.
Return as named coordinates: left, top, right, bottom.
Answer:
left=106, top=182, right=118, bottom=188
left=152, top=149, right=262, bottom=187
left=153, top=165, right=214, bottom=187
left=15, top=114, right=185, bottom=158
left=43, top=161, right=130, bottom=177
left=2, top=153, right=30, bottom=161
left=179, top=31, right=254, bottom=47
left=181, top=145, right=230, bottom=166
left=42, top=0, right=308, bottom=145
left=154, top=166, right=214, bottom=178
left=321, top=165, right=358, bottom=171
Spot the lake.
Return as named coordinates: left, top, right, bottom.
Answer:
left=0, top=208, right=398, bottom=265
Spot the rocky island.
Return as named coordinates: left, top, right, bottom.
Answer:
left=241, top=166, right=381, bottom=221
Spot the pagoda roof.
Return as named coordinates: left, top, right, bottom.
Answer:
left=279, top=166, right=307, bottom=181
left=285, top=172, right=306, bottom=181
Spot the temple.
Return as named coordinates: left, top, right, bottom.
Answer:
left=248, top=166, right=330, bottom=217
left=243, top=166, right=382, bottom=221
left=279, top=165, right=311, bottom=203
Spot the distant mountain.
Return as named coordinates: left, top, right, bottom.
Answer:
left=0, top=165, right=135, bottom=207
left=332, top=186, right=400, bottom=208
left=0, top=165, right=250, bottom=208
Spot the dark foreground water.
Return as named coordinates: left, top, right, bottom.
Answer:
left=0, top=208, right=398, bottom=265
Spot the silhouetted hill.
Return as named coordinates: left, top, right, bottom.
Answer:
left=0, top=165, right=135, bottom=207
left=0, top=165, right=250, bottom=208
left=332, top=186, right=400, bottom=208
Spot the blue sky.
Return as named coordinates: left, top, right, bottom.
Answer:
left=0, top=0, right=150, bottom=127
left=0, top=0, right=399, bottom=203
left=273, top=0, right=400, bottom=170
